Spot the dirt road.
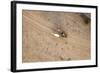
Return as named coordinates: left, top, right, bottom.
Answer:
left=22, top=10, right=91, bottom=63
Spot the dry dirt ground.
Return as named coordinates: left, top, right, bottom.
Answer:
left=22, top=10, right=91, bottom=63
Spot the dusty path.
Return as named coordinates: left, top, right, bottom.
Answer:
left=22, top=10, right=91, bottom=63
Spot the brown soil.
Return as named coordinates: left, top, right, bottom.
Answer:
left=22, top=10, right=91, bottom=63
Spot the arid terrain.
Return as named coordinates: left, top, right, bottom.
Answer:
left=22, top=10, right=91, bottom=63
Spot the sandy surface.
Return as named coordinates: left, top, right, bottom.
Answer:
left=22, top=10, right=91, bottom=63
